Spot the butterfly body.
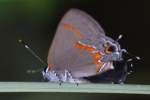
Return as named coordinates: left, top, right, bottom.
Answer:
left=43, top=9, right=127, bottom=83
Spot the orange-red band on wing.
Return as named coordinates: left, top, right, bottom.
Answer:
left=63, top=23, right=84, bottom=39
left=48, top=63, right=54, bottom=70
left=91, top=52, right=104, bottom=72
left=75, top=42, right=105, bottom=72
left=75, top=42, right=96, bottom=52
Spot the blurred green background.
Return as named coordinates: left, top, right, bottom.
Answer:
left=0, top=0, right=150, bottom=99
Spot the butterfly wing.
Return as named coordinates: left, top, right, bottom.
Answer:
left=47, top=9, right=106, bottom=78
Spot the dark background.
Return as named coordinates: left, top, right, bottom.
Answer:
left=0, top=0, right=150, bottom=99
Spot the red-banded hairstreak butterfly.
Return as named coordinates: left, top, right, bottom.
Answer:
left=19, top=9, right=140, bottom=84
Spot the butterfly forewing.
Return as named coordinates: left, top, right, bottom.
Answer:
left=47, top=9, right=106, bottom=77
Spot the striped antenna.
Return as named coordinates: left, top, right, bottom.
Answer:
left=18, top=39, right=48, bottom=67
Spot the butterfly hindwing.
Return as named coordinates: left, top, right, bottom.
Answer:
left=47, top=9, right=106, bottom=77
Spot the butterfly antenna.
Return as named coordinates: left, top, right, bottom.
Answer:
left=123, top=49, right=141, bottom=62
left=117, top=34, right=141, bottom=61
left=18, top=39, right=48, bottom=68
left=116, top=34, right=123, bottom=42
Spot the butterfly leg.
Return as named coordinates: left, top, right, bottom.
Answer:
left=63, top=70, right=79, bottom=86
left=42, top=69, right=63, bottom=84
left=115, top=61, right=128, bottom=84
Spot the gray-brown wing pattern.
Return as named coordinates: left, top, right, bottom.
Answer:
left=47, top=9, right=106, bottom=77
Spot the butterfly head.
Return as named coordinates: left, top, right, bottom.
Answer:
left=99, top=36, right=123, bottom=62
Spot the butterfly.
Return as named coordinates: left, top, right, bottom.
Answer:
left=41, top=9, right=131, bottom=84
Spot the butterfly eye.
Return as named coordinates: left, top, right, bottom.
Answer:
left=108, top=45, right=116, bottom=52
left=104, top=45, right=116, bottom=55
